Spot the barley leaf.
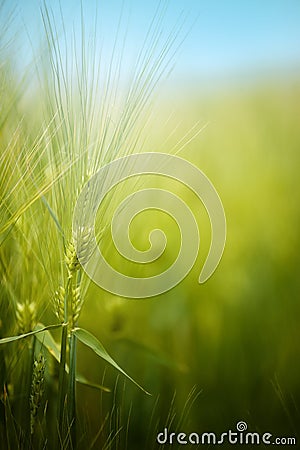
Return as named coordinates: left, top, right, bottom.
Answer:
left=0, top=323, right=65, bottom=345
left=34, top=324, right=110, bottom=392
left=74, top=327, right=150, bottom=395
left=34, top=324, right=61, bottom=361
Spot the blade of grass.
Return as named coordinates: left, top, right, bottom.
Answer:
left=74, top=327, right=150, bottom=395
left=0, top=324, right=65, bottom=345
left=34, top=326, right=110, bottom=391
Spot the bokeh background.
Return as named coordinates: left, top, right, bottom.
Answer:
left=1, top=0, right=300, bottom=448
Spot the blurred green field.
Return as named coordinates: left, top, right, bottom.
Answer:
left=74, top=80, right=300, bottom=447
left=1, top=79, right=300, bottom=448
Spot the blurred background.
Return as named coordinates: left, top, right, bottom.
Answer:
left=1, top=0, right=300, bottom=448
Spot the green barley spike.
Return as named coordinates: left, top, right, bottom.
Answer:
left=16, top=300, right=36, bottom=334
left=65, top=239, right=80, bottom=278
left=30, top=354, right=46, bottom=435
left=53, top=286, right=65, bottom=323
left=73, top=225, right=94, bottom=265
left=71, top=285, right=82, bottom=327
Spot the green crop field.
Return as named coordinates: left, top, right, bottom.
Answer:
left=1, top=1, right=300, bottom=449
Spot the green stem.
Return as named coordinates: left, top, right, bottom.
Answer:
left=67, top=270, right=80, bottom=448
left=68, top=331, right=77, bottom=448
left=24, top=336, right=36, bottom=450
left=57, top=278, right=70, bottom=441
left=57, top=324, right=68, bottom=437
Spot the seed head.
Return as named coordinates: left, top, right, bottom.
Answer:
left=65, top=239, right=80, bottom=277
left=53, top=285, right=65, bottom=323
left=71, top=285, right=82, bottom=327
left=30, top=354, right=46, bottom=435
left=16, top=300, right=36, bottom=334
left=73, top=225, right=94, bottom=266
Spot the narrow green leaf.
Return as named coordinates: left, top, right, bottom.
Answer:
left=0, top=323, right=65, bottom=345
left=74, top=327, right=150, bottom=395
left=34, top=324, right=61, bottom=361
left=34, top=325, right=110, bottom=392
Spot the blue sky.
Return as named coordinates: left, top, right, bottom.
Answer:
left=3, top=0, right=300, bottom=85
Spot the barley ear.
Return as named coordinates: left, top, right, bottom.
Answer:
left=65, top=240, right=81, bottom=278
left=16, top=300, right=37, bottom=334
left=71, top=285, right=82, bottom=328
left=73, top=225, right=94, bottom=265
left=53, top=286, right=65, bottom=323
left=30, top=354, right=46, bottom=435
